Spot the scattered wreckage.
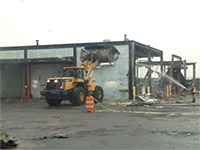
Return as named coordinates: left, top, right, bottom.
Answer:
left=0, top=130, right=17, bottom=149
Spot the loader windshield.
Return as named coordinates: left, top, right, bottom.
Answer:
left=62, top=68, right=84, bottom=79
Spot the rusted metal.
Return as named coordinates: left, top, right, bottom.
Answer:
left=27, top=64, right=31, bottom=99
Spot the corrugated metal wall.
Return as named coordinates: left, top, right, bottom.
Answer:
left=0, top=64, right=23, bottom=98
left=31, top=63, right=72, bottom=98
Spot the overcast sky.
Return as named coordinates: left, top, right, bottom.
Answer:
left=0, top=0, right=199, bottom=77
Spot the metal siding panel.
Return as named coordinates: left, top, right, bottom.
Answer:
left=31, top=63, right=68, bottom=98
left=0, top=64, right=23, bottom=98
left=27, top=48, right=73, bottom=59
left=0, top=50, right=24, bottom=59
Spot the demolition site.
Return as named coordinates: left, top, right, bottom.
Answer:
left=0, top=37, right=199, bottom=149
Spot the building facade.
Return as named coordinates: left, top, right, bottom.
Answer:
left=0, top=40, right=163, bottom=100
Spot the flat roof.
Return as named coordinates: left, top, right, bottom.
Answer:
left=0, top=40, right=163, bottom=63
left=0, top=40, right=162, bottom=53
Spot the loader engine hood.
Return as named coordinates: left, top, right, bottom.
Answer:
left=80, top=45, right=120, bottom=63
left=46, top=77, right=76, bottom=91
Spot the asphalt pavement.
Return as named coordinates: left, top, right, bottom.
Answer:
left=0, top=95, right=200, bottom=150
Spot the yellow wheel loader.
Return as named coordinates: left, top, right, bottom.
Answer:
left=40, top=45, right=120, bottom=106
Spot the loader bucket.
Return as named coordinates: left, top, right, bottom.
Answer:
left=80, top=45, right=120, bottom=63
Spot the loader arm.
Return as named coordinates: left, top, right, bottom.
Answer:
left=86, top=60, right=98, bottom=80
left=79, top=60, right=98, bottom=80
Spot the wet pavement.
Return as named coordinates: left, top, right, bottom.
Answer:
left=0, top=95, right=200, bottom=150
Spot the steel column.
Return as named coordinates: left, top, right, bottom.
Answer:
left=184, top=60, right=187, bottom=79
left=148, top=47, right=152, bottom=92
left=128, top=42, right=135, bottom=100
left=193, top=63, right=196, bottom=84
left=160, top=51, right=164, bottom=89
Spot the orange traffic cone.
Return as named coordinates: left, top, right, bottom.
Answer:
left=86, top=96, right=95, bottom=112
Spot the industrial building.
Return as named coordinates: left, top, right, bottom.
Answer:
left=0, top=39, right=196, bottom=100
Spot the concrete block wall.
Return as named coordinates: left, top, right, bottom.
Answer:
left=77, top=45, right=129, bottom=100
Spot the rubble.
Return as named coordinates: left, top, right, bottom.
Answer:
left=37, top=135, right=69, bottom=140
left=137, top=96, right=158, bottom=104
left=104, top=100, right=133, bottom=106
left=0, top=130, right=17, bottom=149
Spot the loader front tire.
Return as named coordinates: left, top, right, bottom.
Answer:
left=70, top=87, right=86, bottom=105
left=46, top=97, right=62, bottom=106
left=93, top=86, right=104, bottom=103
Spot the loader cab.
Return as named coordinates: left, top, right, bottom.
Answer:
left=62, top=67, right=85, bottom=79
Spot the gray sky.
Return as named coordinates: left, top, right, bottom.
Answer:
left=0, top=0, right=199, bottom=77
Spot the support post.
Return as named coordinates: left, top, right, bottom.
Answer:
left=169, top=68, right=173, bottom=86
left=27, top=64, right=31, bottom=99
left=148, top=47, right=151, bottom=93
left=133, top=86, right=136, bottom=103
left=22, top=48, right=29, bottom=99
left=73, top=47, right=77, bottom=66
left=177, top=69, right=181, bottom=92
left=164, top=66, right=166, bottom=74
left=166, top=85, right=169, bottom=97
left=169, top=55, right=174, bottom=87
left=169, top=85, right=172, bottom=97
left=133, top=46, right=136, bottom=93
left=128, top=42, right=135, bottom=100
left=193, top=63, right=196, bottom=85
left=160, top=52, right=164, bottom=89
left=147, top=86, right=150, bottom=97
left=184, top=60, right=187, bottom=79
left=169, top=67, right=173, bottom=91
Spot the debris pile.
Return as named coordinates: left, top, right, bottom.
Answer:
left=137, top=96, right=158, bottom=104
left=0, top=130, right=17, bottom=149
left=104, top=100, right=132, bottom=106
left=37, top=134, right=69, bottom=140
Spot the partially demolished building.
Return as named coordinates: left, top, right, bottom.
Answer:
left=0, top=39, right=196, bottom=100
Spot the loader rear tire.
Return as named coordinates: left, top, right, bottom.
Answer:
left=46, top=97, right=62, bottom=106
left=70, top=87, right=86, bottom=106
left=93, top=86, right=104, bottom=103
